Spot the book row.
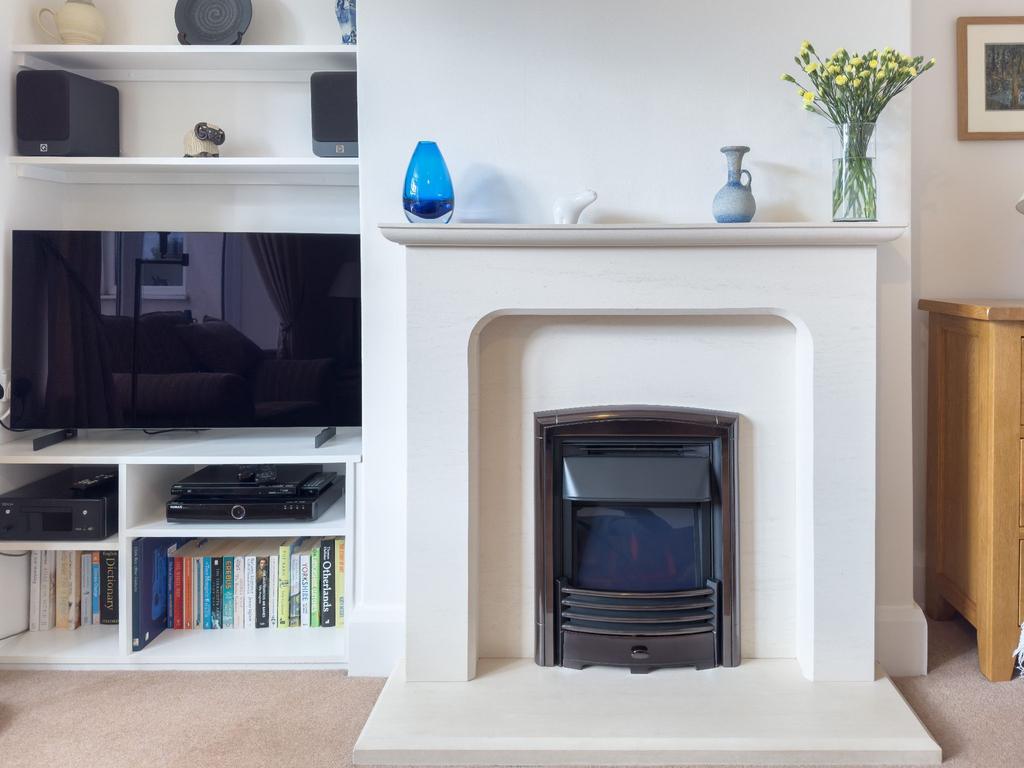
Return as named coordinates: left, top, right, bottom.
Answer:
left=28, top=551, right=119, bottom=631
left=132, top=537, right=345, bottom=651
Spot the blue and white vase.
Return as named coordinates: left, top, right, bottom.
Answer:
left=712, top=145, right=756, bottom=223
left=336, top=0, right=356, bottom=44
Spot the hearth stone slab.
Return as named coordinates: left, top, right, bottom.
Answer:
left=353, top=658, right=940, bottom=766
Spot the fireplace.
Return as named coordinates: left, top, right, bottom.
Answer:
left=535, top=406, right=739, bottom=673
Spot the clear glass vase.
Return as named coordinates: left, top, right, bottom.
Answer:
left=832, top=123, right=877, bottom=222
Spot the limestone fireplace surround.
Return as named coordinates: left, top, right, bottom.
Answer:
left=355, top=224, right=940, bottom=766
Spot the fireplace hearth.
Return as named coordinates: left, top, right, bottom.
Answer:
left=535, top=406, right=739, bottom=673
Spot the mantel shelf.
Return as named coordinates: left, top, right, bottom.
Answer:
left=380, top=222, right=907, bottom=249
left=11, top=156, right=359, bottom=186
left=13, top=44, right=357, bottom=82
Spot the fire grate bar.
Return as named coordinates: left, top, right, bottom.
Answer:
left=561, top=609, right=715, bottom=624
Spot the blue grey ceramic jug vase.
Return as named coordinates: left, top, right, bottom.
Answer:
left=712, top=146, right=756, bottom=223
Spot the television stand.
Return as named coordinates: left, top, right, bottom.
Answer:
left=314, top=426, right=337, bottom=449
left=32, top=428, right=77, bottom=452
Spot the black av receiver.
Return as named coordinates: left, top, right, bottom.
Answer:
left=166, top=464, right=342, bottom=522
left=0, top=468, right=118, bottom=541
left=166, top=476, right=343, bottom=522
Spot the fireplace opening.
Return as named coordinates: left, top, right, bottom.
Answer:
left=535, top=407, right=739, bottom=673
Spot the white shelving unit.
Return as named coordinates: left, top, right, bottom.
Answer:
left=12, top=44, right=358, bottom=82
left=10, top=44, right=361, bottom=185
left=4, top=30, right=365, bottom=670
left=11, top=157, right=360, bottom=186
left=0, top=428, right=360, bottom=670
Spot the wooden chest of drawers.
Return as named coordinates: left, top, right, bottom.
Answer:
left=921, top=299, right=1024, bottom=681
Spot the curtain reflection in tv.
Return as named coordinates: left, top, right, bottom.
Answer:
left=17, top=232, right=121, bottom=427
left=247, top=234, right=344, bottom=360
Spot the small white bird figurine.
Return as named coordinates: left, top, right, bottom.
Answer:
left=553, top=190, right=598, bottom=224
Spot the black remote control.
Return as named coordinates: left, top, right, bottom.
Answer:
left=237, top=465, right=278, bottom=484
left=300, top=472, right=337, bottom=496
left=71, top=472, right=116, bottom=492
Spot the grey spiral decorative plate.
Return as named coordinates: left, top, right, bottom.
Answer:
left=175, top=0, right=253, bottom=46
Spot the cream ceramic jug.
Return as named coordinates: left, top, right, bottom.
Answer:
left=37, top=0, right=105, bottom=45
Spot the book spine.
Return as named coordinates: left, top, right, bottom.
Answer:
left=183, top=555, right=193, bottom=630
left=55, top=551, right=71, bottom=630
left=203, top=557, right=213, bottom=630
left=320, top=540, right=335, bottom=628
left=310, top=546, right=320, bottom=629
left=245, top=555, right=257, bottom=629
left=29, top=551, right=40, bottom=632
left=166, top=543, right=178, bottom=629
left=193, top=557, right=201, bottom=629
left=91, top=552, right=100, bottom=620
left=269, top=555, right=278, bottom=628
left=210, top=557, right=222, bottom=630
left=289, top=553, right=301, bottom=628
left=277, top=543, right=291, bottom=629
left=336, top=538, right=345, bottom=628
left=131, top=539, right=142, bottom=648
left=255, top=556, right=269, bottom=629
left=100, top=551, right=118, bottom=625
left=68, top=549, right=81, bottom=629
left=173, top=556, right=184, bottom=630
left=233, top=556, right=244, bottom=629
left=80, top=553, right=92, bottom=626
left=300, top=554, right=311, bottom=628
left=222, top=556, right=233, bottom=629
left=39, top=551, right=55, bottom=631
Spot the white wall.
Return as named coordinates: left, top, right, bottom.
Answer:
left=359, top=0, right=923, bottom=675
left=0, top=0, right=926, bottom=675
left=477, top=315, right=797, bottom=660
left=911, top=1, right=1024, bottom=604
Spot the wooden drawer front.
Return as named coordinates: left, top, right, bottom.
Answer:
left=1021, top=338, right=1024, bottom=425
left=1020, top=541, right=1024, bottom=627
left=1021, top=441, right=1024, bottom=529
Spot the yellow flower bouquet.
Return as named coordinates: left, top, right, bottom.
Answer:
left=782, top=42, right=934, bottom=221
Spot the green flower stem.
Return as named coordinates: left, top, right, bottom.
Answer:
left=833, top=124, right=877, bottom=221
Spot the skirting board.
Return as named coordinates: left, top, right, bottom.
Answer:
left=354, top=657, right=941, bottom=766
left=876, top=603, right=929, bottom=677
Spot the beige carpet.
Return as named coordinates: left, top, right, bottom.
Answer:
left=0, top=618, right=1019, bottom=767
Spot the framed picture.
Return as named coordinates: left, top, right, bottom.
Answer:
left=958, top=17, right=1024, bottom=140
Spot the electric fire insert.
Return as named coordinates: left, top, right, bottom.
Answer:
left=534, top=406, right=740, bottom=674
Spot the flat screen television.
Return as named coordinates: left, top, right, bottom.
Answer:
left=10, top=231, right=361, bottom=430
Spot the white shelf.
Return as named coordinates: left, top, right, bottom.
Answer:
left=13, top=44, right=357, bottom=82
left=0, top=624, right=121, bottom=664
left=132, top=625, right=346, bottom=665
left=11, top=156, right=360, bottom=186
left=0, top=427, right=362, bottom=465
left=0, top=536, right=117, bottom=552
left=125, top=496, right=347, bottom=539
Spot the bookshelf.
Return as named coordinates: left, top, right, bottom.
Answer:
left=0, top=428, right=359, bottom=670
left=10, top=157, right=361, bottom=187
left=12, top=44, right=358, bottom=83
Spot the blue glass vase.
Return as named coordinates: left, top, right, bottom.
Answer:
left=403, top=141, right=454, bottom=224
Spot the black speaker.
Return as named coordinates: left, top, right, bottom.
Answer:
left=311, top=71, right=358, bottom=158
left=16, top=70, right=120, bottom=157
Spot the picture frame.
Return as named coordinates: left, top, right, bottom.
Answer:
left=958, top=16, right=1024, bottom=140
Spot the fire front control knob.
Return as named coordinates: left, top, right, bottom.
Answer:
left=630, top=646, right=650, bottom=660
left=230, top=504, right=246, bottom=520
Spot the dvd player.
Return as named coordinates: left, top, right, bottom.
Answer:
left=166, top=470, right=343, bottom=522
left=0, top=467, right=118, bottom=541
left=170, top=464, right=326, bottom=498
